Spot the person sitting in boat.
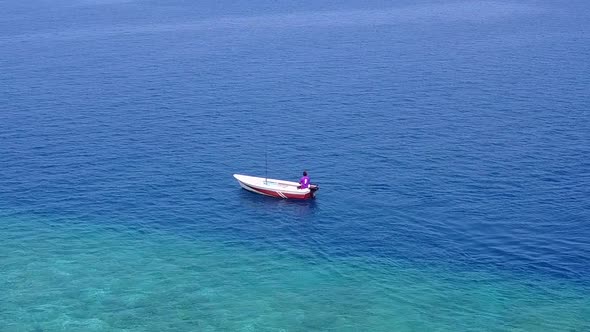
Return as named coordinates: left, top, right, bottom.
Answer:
left=298, top=171, right=310, bottom=189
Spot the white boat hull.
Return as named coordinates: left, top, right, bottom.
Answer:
left=233, top=174, right=318, bottom=200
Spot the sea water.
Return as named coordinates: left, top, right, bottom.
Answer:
left=1, top=0, right=589, bottom=331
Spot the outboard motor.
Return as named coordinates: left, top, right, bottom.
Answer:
left=309, top=184, right=319, bottom=198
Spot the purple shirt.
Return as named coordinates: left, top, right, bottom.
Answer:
left=299, top=176, right=310, bottom=189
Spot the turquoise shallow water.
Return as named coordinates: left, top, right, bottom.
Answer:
left=2, top=212, right=589, bottom=331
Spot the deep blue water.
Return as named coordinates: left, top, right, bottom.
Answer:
left=1, top=0, right=590, bottom=330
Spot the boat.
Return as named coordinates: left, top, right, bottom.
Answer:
left=233, top=174, right=319, bottom=200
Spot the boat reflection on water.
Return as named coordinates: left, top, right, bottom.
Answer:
left=237, top=189, right=319, bottom=218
